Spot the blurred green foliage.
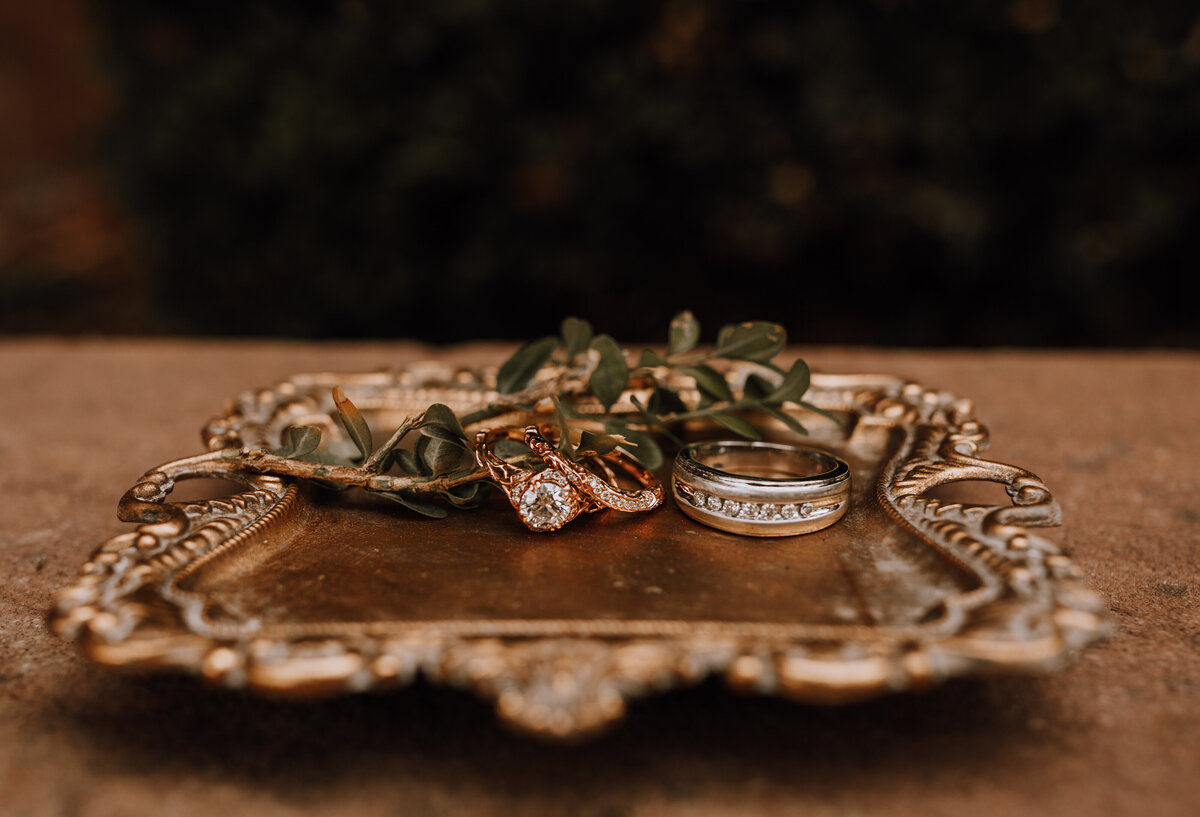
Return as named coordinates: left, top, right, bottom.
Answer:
left=86, top=0, right=1199, bottom=345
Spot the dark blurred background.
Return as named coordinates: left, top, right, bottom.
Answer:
left=1, top=0, right=1197, bottom=346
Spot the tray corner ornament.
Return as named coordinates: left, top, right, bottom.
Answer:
left=50, top=365, right=1112, bottom=740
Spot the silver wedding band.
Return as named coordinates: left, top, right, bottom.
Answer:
left=673, top=441, right=851, bottom=537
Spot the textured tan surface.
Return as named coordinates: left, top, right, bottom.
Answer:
left=1, top=339, right=1197, bottom=817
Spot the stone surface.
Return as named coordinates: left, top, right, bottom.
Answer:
left=516, top=473, right=576, bottom=531
left=1, top=339, right=1198, bottom=817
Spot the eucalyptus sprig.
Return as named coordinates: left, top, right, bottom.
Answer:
left=222, top=311, right=833, bottom=517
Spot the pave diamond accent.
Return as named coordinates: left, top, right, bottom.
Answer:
left=683, top=493, right=835, bottom=524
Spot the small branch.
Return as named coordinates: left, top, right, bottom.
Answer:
left=628, top=395, right=684, bottom=447
left=664, top=350, right=714, bottom=367
left=653, top=400, right=753, bottom=425
left=458, top=400, right=533, bottom=427
left=458, top=369, right=589, bottom=427
left=230, top=449, right=488, bottom=494
left=362, top=412, right=424, bottom=474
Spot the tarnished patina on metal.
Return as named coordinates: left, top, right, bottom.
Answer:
left=49, top=363, right=1112, bottom=740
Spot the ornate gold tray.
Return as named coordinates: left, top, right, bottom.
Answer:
left=50, top=365, right=1111, bottom=740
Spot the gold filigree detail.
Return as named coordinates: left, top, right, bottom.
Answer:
left=50, top=365, right=1112, bottom=740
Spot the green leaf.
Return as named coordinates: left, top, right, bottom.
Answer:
left=321, top=438, right=363, bottom=465
left=294, top=448, right=340, bottom=466
left=372, top=450, right=396, bottom=473
left=589, top=334, right=629, bottom=411
left=552, top=395, right=575, bottom=458
left=555, top=397, right=583, bottom=419
left=680, top=364, right=734, bottom=403
left=604, top=420, right=664, bottom=470
left=393, top=448, right=427, bottom=476
left=419, top=405, right=470, bottom=452
left=758, top=404, right=809, bottom=435
left=647, top=386, right=687, bottom=417
left=497, top=335, right=559, bottom=394
left=714, top=321, right=786, bottom=363
left=443, top=481, right=491, bottom=509
left=765, top=359, right=811, bottom=405
left=561, top=317, right=593, bottom=360
left=416, top=435, right=466, bottom=476
left=309, top=478, right=351, bottom=492
left=712, top=413, right=763, bottom=440
left=419, top=424, right=472, bottom=449
left=332, top=386, right=372, bottom=460
left=743, top=374, right=775, bottom=402
left=667, top=310, right=701, bottom=356
left=422, top=403, right=467, bottom=440
left=274, top=426, right=322, bottom=458
left=638, top=348, right=670, bottom=368
left=628, top=395, right=684, bottom=447
left=376, top=491, right=449, bottom=519
left=799, top=400, right=844, bottom=426
left=493, top=439, right=533, bottom=460
left=576, top=430, right=626, bottom=457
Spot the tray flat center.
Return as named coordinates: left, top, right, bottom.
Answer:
left=184, top=431, right=978, bottom=630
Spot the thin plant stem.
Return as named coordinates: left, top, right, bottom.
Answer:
left=229, top=449, right=488, bottom=493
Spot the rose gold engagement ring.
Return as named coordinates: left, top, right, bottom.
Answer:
left=473, top=425, right=663, bottom=532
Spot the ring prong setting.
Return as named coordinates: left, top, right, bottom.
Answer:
left=513, top=470, right=584, bottom=532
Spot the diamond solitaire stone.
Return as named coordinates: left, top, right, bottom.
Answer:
left=515, top=471, right=578, bottom=531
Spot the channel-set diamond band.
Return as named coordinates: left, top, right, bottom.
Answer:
left=474, top=425, right=663, bottom=532
left=673, top=440, right=851, bottom=537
